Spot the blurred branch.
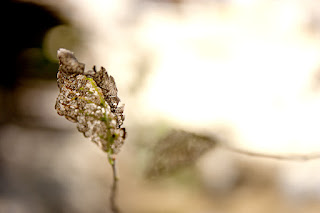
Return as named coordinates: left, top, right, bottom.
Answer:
left=221, top=144, right=320, bottom=161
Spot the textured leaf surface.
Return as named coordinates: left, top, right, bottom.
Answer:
left=55, top=48, right=126, bottom=158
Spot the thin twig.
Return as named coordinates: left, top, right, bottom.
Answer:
left=110, top=159, right=120, bottom=213
left=221, top=144, right=320, bottom=161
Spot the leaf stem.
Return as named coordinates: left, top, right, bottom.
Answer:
left=110, top=159, right=120, bottom=213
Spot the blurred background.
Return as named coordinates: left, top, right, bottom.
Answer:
left=1, top=0, right=320, bottom=212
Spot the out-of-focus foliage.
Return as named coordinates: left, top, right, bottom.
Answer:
left=2, top=0, right=62, bottom=88
left=146, top=130, right=217, bottom=177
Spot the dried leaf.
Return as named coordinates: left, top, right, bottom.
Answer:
left=55, top=48, right=126, bottom=161
left=146, top=130, right=217, bottom=177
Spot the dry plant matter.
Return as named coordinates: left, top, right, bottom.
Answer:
left=147, top=130, right=320, bottom=177
left=55, top=48, right=126, bottom=213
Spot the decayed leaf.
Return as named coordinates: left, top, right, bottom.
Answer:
left=146, top=130, right=217, bottom=177
left=55, top=48, right=126, bottom=162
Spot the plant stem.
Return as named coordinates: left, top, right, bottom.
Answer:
left=222, top=144, right=320, bottom=161
left=110, top=159, right=120, bottom=213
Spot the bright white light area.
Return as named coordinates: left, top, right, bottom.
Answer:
left=137, top=2, right=320, bottom=153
